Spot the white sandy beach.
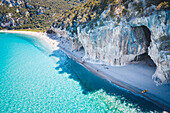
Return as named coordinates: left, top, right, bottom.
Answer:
left=0, top=30, right=59, bottom=51
left=48, top=33, right=170, bottom=111
left=0, top=30, right=170, bottom=111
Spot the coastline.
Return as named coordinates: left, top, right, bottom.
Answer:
left=0, top=30, right=170, bottom=111
left=60, top=43, right=170, bottom=112
left=0, top=30, right=59, bottom=51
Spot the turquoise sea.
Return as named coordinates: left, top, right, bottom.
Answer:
left=0, top=33, right=163, bottom=112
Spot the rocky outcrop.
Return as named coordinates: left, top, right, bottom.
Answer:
left=129, top=11, right=170, bottom=85
left=50, top=0, right=170, bottom=85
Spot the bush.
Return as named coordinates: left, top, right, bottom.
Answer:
left=0, top=26, right=3, bottom=30
left=155, top=2, right=169, bottom=10
left=0, top=0, right=86, bottom=31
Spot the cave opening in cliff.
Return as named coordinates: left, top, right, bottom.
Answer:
left=79, top=46, right=85, bottom=51
left=132, top=25, right=156, bottom=67
left=78, top=45, right=85, bottom=59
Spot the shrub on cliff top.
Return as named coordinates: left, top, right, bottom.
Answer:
left=0, top=0, right=87, bottom=30
left=155, top=2, right=169, bottom=10
left=53, top=0, right=170, bottom=32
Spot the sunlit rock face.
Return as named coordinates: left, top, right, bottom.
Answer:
left=78, top=11, right=169, bottom=85
left=129, top=11, right=170, bottom=85
left=50, top=0, right=170, bottom=85
left=78, top=22, right=149, bottom=66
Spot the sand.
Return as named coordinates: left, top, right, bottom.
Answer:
left=1, top=30, right=170, bottom=111
left=0, top=30, right=59, bottom=51
left=47, top=34, right=170, bottom=111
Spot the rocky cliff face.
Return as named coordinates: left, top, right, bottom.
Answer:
left=50, top=0, right=170, bottom=85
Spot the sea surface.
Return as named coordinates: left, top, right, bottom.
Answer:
left=0, top=33, right=163, bottom=112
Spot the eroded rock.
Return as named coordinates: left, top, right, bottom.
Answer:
left=50, top=0, right=170, bottom=85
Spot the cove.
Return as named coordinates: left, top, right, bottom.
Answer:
left=0, top=33, right=163, bottom=112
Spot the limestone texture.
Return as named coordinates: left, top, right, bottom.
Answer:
left=50, top=0, right=170, bottom=85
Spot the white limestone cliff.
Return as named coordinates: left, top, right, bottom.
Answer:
left=50, top=1, right=170, bottom=85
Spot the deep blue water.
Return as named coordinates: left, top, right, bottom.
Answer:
left=0, top=33, right=163, bottom=112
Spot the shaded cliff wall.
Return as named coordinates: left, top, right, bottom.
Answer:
left=50, top=0, right=170, bottom=85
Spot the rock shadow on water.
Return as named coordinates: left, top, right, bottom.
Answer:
left=49, top=49, right=163, bottom=112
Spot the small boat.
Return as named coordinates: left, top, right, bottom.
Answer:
left=142, top=89, right=147, bottom=93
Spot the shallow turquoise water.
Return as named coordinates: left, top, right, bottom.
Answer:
left=0, top=33, right=163, bottom=112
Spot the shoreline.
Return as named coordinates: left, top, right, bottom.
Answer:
left=60, top=43, right=170, bottom=112
left=0, top=30, right=170, bottom=111
left=0, top=30, right=59, bottom=51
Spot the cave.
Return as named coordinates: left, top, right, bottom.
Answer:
left=79, top=46, right=85, bottom=52
left=75, top=42, right=85, bottom=60
left=132, top=25, right=156, bottom=67
left=46, top=29, right=56, bottom=34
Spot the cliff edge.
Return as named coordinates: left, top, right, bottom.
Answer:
left=49, top=0, right=170, bottom=85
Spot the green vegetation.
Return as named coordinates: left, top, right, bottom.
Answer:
left=0, top=0, right=86, bottom=30
left=1, top=0, right=169, bottom=32
left=12, top=29, right=45, bottom=32
left=54, top=0, right=118, bottom=29
left=50, top=0, right=170, bottom=37
left=155, top=2, right=169, bottom=10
